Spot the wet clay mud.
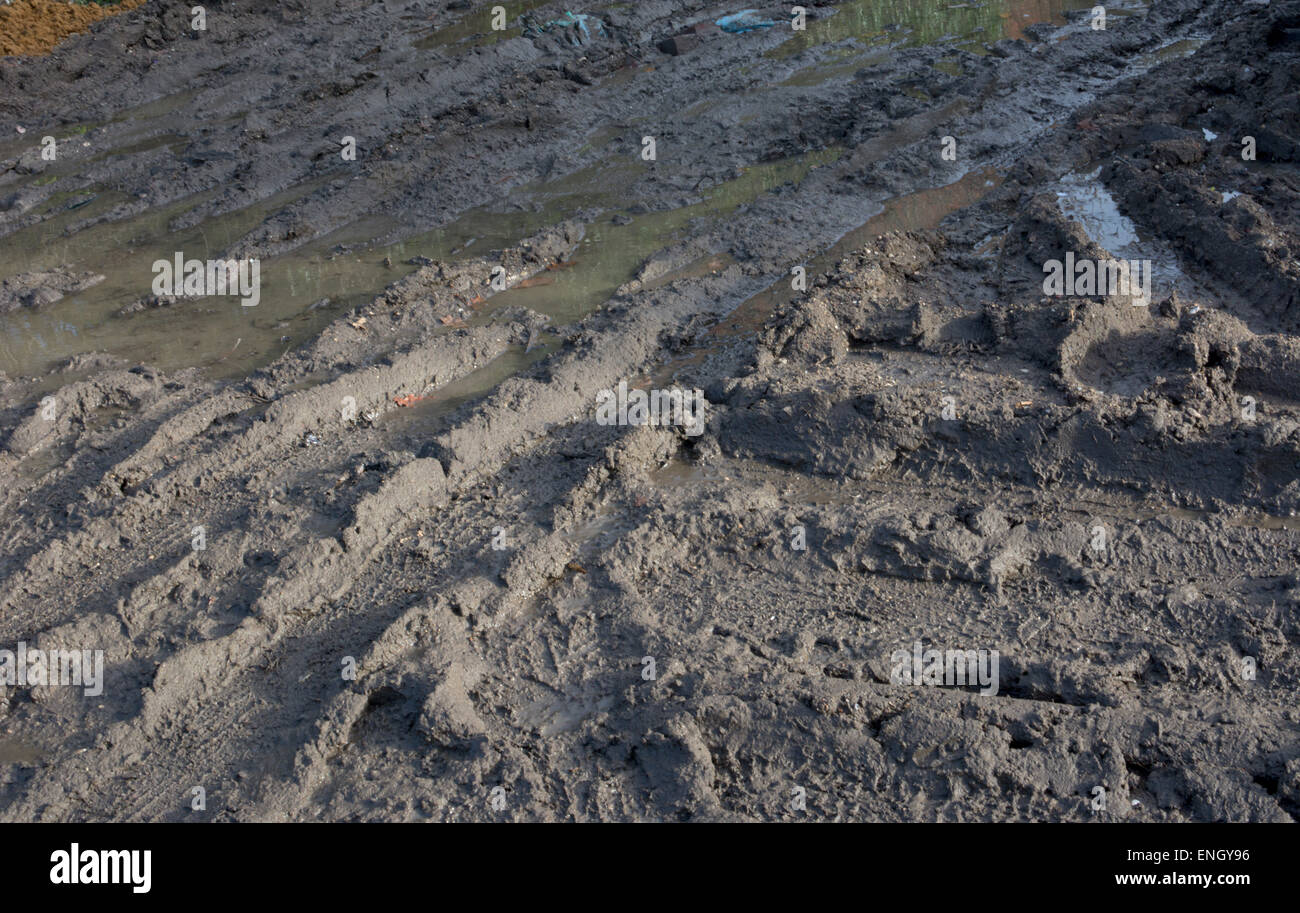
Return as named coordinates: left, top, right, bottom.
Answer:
left=0, top=0, right=1298, bottom=823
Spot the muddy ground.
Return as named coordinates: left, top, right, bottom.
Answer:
left=0, top=0, right=1297, bottom=822
left=0, top=1, right=148, bottom=58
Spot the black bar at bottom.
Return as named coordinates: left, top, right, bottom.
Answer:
left=2, top=822, right=1284, bottom=899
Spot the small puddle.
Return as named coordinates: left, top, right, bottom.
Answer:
left=0, top=738, right=45, bottom=766
left=520, top=692, right=616, bottom=737
left=770, top=0, right=1113, bottom=60
left=1066, top=498, right=1300, bottom=534
left=1157, top=506, right=1300, bottom=533
left=105, top=89, right=204, bottom=126
left=779, top=49, right=890, bottom=87
left=0, top=179, right=328, bottom=378
left=0, top=89, right=204, bottom=162
left=650, top=456, right=859, bottom=503
left=1136, top=36, right=1207, bottom=67
left=2, top=100, right=246, bottom=210
left=486, top=147, right=841, bottom=326
left=5, top=134, right=190, bottom=198
left=385, top=148, right=843, bottom=431
left=1055, top=168, right=1141, bottom=251
left=648, top=167, right=1002, bottom=387
left=1052, top=166, right=1194, bottom=299
left=413, top=0, right=552, bottom=52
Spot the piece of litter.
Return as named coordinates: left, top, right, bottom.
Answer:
left=531, top=11, right=607, bottom=46
left=1202, top=127, right=1218, bottom=141
left=716, top=10, right=775, bottom=33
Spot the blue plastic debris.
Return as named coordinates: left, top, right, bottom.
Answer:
left=716, top=10, right=775, bottom=34
left=539, top=11, right=607, bottom=46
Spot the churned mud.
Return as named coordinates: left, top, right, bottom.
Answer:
left=0, top=0, right=1297, bottom=822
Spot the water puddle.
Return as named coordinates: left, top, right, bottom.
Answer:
left=1052, top=166, right=1194, bottom=298
left=5, top=135, right=190, bottom=199
left=486, top=148, right=841, bottom=326
left=0, top=179, right=329, bottom=378
left=1136, top=36, right=1207, bottom=67
left=1, top=106, right=842, bottom=390
left=105, top=89, right=204, bottom=126
left=770, top=0, right=1110, bottom=60
left=650, top=456, right=862, bottom=504
left=0, top=0, right=1181, bottom=422
left=520, top=691, right=616, bottom=737
left=1, top=92, right=243, bottom=226
left=779, top=48, right=891, bottom=87
left=1157, top=506, right=1300, bottom=533
left=0, top=738, right=45, bottom=766
left=648, top=167, right=1001, bottom=387
left=1055, top=168, right=1141, bottom=251
left=560, top=508, right=622, bottom=550
left=413, top=0, right=552, bottom=52
left=385, top=148, right=843, bottom=430
left=1, top=89, right=203, bottom=164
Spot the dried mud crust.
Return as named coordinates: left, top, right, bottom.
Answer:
left=0, top=0, right=1298, bottom=821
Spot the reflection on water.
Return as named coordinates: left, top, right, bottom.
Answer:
left=0, top=738, right=44, bottom=765
left=0, top=0, right=1166, bottom=392
left=668, top=166, right=1002, bottom=365
left=486, top=148, right=841, bottom=327
left=0, top=141, right=839, bottom=385
left=1053, top=167, right=1193, bottom=298
left=0, top=181, right=324, bottom=378
left=386, top=149, right=843, bottom=428
left=413, top=0, right=551, bottom=51
left=1055, top=167, right=1141, bottom=251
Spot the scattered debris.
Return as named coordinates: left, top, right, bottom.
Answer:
left=527, top=11, right=607, bottom=46
left=716, top=10, right=775, bottom=34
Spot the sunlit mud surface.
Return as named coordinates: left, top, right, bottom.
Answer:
left=1, top=0, right=1298, bottom=823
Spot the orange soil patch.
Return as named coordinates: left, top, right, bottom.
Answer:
left=0, top=0, right=148, bottom=57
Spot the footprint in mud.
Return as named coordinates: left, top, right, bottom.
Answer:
left=1072, top=327, right=1176, bottom=396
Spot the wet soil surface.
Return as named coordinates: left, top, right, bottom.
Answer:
left=0, top=0, right=1298, bottom=822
